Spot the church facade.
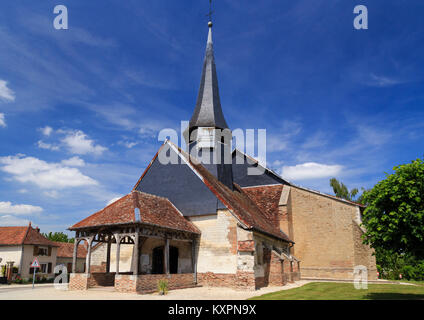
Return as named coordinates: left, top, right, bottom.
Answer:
left=68, top=21, right=376, bottom=294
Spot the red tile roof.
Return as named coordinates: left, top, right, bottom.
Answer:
left=242, top=185, right=284, bottom=225
left=0, top=224, right=58, bottom=246
left=70, top=191, right=200, bottom=234
left=54, top=241, right=87, bottom=258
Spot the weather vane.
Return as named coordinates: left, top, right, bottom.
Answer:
left=207, top=0, right=214, bottom=25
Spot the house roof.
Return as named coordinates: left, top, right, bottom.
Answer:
left=69, top=191, right=201, bottom=235
left=54, top=241, right=87, bottom=258
left=0, top=224, right=58, bottom=246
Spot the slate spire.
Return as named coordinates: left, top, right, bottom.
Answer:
left=189, top=22, right=229, bottom=131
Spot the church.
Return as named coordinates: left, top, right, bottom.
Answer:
left=68, top=20, right=377, bottom=293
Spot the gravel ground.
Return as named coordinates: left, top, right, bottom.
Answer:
left=0, top=280, right=310, bottom=300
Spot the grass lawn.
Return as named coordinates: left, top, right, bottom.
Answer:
left=249, top=282, right=424, bottom=300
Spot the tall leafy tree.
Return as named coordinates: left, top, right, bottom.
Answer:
left=330, top=178, right=359, bottom=201
left=362, top=158, right=424, bottom=260
left=42, top=231, right=74, bottom=243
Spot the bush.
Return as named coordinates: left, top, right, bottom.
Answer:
left=157, top=279, right=168, bottom=295
left=376, top=249, right=424, bottom=281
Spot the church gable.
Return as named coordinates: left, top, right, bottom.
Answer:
left=134, top=142, right=225, bottom=217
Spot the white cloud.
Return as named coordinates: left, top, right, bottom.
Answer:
left=0, top=80, right=15, bottom=101
left=368, top=74, right=402, bottom=87
left=37, top=140, right=60, bottom=151
left=0, top=155, right=98, bottom=189
left=282, top=162, right=343, bottom=181
left=118, top=141, right=139, bottom=149
left=61, top=130, right=107, bottom=155
left=40, top=126, right=53, bottom=136
left=0, top=215, right=30, bottom=226
left=0, top=113, right=5, bottom=127
left=0, top=201, right=43, bottom=216
left=61, top=156, right=85, bottom=167
left=43, top=190, right=59, bottom=198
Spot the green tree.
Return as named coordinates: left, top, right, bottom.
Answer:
left=330, top=178, right=359, bottom=201
left=42, top=231, right=74, bottom=243
left=362, top=158, right=424, bottom=260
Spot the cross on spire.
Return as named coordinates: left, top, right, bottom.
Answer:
left=206, top=0, right=214, bottom=25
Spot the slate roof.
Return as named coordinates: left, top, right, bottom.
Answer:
left=55, top=241, right=87, bottom=258
left=70, top=191, right=200, bottom=234
left=0, top=224, right=58, bottom=246
left=189, top=24, right=228, bottom=130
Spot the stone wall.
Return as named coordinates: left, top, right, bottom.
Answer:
left=288, top=186, right=377, bottom=280
left=189, top=210, right=238, bottom=274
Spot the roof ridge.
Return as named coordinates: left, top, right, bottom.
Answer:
left=21, top=223, right=31, bottom=245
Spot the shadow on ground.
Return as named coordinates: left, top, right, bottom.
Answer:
left=365, top=292, right=424, bottom=300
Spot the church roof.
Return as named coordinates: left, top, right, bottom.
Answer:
left=189, top=23, right=229, bottom=130
left=0, top=224, right=58, bottom=246
left=166, top=141, right=293, bottom=243
left=69, top=191, right=200, bottom=235
left=242, top=185, right=285, bottom=225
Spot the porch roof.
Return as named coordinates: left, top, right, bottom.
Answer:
left=69, top=191, right=200, bottom=235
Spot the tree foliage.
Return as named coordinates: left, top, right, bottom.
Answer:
left=330, top=178, right=361, bottom=202
left=42, top=231, right=74, bottom=243
left=362, top=158, right=424, bottom=260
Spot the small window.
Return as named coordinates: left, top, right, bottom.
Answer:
left=37, top=246, right=48, bottom=256
left=40, top=263, right=48, bottom=273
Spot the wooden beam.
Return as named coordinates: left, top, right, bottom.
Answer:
left=192, top=239, right=197, bottom=283
left=164, top=237, right=170, bottom=274
left=72, top=240, right=78, bottom=273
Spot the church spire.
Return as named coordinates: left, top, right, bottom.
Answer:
left=188, top=20, right=229, bottom=131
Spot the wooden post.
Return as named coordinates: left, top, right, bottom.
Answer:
left=192, top=239, right=197, bottom=284
left=133, top=229, right=139, bottom=275
left=72, top=240, right=78, bottom=273
left=115, top=235, right=121, bottom=274
left=85, top=237, right=93, bottom=274
left=164, top=237, right=170, bottom=274
left=106, top=237, right=111, bottom=273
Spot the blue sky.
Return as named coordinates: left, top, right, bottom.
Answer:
left=0, top=0, right=423, bottom=233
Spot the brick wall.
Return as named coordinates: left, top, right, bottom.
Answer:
left=114, top=273, right=196, bottom=294
left=288, top=187, right=377, bottom=280
left=197, top=271, right=255, bottom=290
left=69, top=273, right=89, bottom=290
left=87, top=272, right=115, bottom=287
